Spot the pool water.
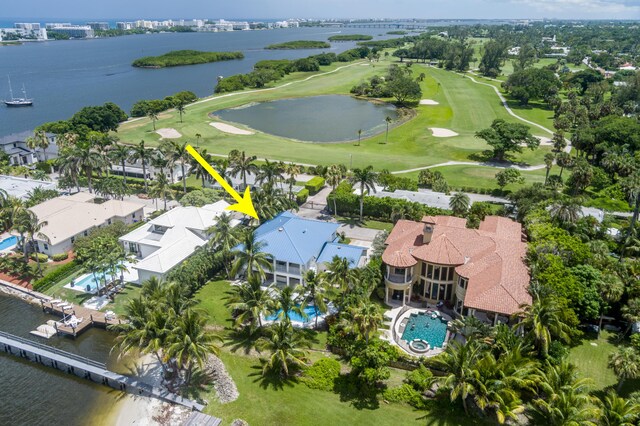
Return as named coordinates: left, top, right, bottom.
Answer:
left=0, top=235, right=19, bottom=250
left=70, top=271, right=115, bottom=293
left=401, top=312, right=448, bottom=349
left=265, top=305, right=320, bottom=323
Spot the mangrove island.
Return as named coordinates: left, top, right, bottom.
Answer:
left=132, top=50, right=244, bottom=68
left=327, top=34, right=374, bottom=41
left=265, top=40, right=330, bottom=49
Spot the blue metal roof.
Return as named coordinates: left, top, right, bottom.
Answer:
left=253, top=212, right=341, bottom=265
left=317, top=242, right=366, bottom=268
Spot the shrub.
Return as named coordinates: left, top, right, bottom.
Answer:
left=305, top=177, right=325, bottom=195
left=34, top=161, right=53, bottom=173
left=32, top=260, right=81, bottom=292
left=30, top=253, right=49, bottom=263
left=52, top=253, right=69, bottom=262
left=405, top=365, right=433, bottom=392
left=301, top=358, right=341, bottom=391
left=296, top=188, right=309, bottom=205
left=382, top=384, right=425, bottom=408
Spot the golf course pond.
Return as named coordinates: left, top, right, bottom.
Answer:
left=212, top=95, right=399, bottom=142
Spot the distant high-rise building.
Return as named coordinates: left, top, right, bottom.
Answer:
left=87, top=22, right=110, bottom=31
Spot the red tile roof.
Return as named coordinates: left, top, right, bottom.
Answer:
left=382, top=216, right=531, bottom=315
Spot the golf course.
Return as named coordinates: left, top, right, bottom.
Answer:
left=117, top=54, right=558, bottom=190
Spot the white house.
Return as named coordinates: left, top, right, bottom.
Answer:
left=119, top=200, right=239, bottom=283
left=29, top=192, right=145, bottom=256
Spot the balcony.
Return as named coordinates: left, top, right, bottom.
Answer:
left=275, top=265, right=288, bottom=273
left=386, top=273, right=413, bottom=284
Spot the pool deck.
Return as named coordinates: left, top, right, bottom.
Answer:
left=382, top=305, right=452, bottom=357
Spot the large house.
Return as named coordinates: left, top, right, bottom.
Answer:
left=119, top=201, right=238, bottom=283
left=247, top=212, right=367, bottom=287
left=110, top=160, right=188, bottom=184
left=29, top=192, right=144, bottom=256
left=0, top=131, right=58, bottom=166
left=382, top=215, right=530, bottom=324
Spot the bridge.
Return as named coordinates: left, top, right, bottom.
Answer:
left=0, top=330, right=213, bottom=414
left=334, top=23, right=432, bottom=30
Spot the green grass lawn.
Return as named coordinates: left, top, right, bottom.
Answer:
left=568, top=331, right=640, bottom=396
left=193, top=280, right=475, bottom=425
left=336, top=216, right=394, bottom=232
left=116, top=57, right=556, bottom=179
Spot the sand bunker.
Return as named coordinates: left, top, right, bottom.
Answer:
left=155, top=128, right=182, bottom=139
left=420, top=99, right=439, bottom=105
left=210, top=122, right=254, bottom=135
left=430, top=128, right=459, bottom=137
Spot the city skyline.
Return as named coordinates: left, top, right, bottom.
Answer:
left=2, top=0, right=640, bottom=20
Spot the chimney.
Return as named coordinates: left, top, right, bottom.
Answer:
left=423, top=221, right=435, bottom=244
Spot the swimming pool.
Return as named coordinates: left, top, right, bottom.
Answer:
left=0, top=236, right=19, bottom=250
left=264, top=305, right=321, bottom=324
left=401, top=312, right=448, bottom=349
left=66, top=271, right=115, bottom=294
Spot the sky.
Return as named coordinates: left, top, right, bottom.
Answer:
left=3, top=0, right=640, bottom=20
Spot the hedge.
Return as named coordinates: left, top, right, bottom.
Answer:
left=52, top=253, right=69, bottom=262
left=305, top=177, right=325, bottom=195
left=30, top=253, right=49, bottom=263
left=327, top=181, right=451, bottom=221
left=33, top=260, right=81, bottom=292
left=301, top=358, right=341, bottom=391
left=296, top=188, right=309, bottom=205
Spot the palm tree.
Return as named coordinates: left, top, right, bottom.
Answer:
left=109, top=143, right=131, bottom=185
left=252, top=184, right=296, bottom=222
left=168, top=308, right=222, bottom=385
left=620, top=171, right=640, bottom=254
left=226, top=276, right=272, bottom=330
left=349, top=166, right=378, bottom=221
left=195, top=133, right=202, bottom=148
left=326, top=255, right=351, bottom=306
left=549, top=196, right=582, bottom=225
left=256, top=322, right=309, bottom=378
left=544, top=152, right=555, bottom=185
left=356, top=129, right=363, bottom=146
left=326, top=165, right=343, bottom=216
left=284, top=163, right=301, bottom=200
left=609, top=348, right=640, bottom=393
left=26, top=130, right=50, bottom=162
left=556, top=152, right=573, bottom=179
left=348, top=302, right=382, bottom=343
left=384, top=116, right=393, bottom=144
left=149, top=174, right=174, bottom=210
left=598, top=390, right=640, bottom=426
left=147, top=110, right=159, bottom=131
left=129, top=140, right=151, bottom=192
left=14, top=210, right=49, bottom=274
left=433, top=340, right=485, bottom=416
left=528, top=386, right=599, bottom=426
left=56, top=151, right=81, bottom=192
left=188, top=147, right=212, bottom=188
left=518, top=295, right=571, bottom=358
left=598, top=274, right=624, bottom=337
left=163, top=141, right=189, bottom=194
left=301, top=270, right=333, bottom=328
left=271, top=286, right=306, bottom=327
left=75, top=145, right=106, bottom=193
left=231, top=231, right=272, bottom=280
left=256, top=160, right=284, bottom=188
left=207, top=213, right=240, bottom=278
left=449, top=192, right=470, bottom=216
left=229, top=150, right=258, bottom=191
left=175, top=101, right=186, bottom=123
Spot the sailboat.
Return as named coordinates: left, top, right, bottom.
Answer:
left=4, top=76, right=33, bottom=107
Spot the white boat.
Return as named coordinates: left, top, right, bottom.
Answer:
left=4, top=76, right=33, bottom=107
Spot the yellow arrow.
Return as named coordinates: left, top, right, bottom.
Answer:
left=186, top=145, right=258, bottom=220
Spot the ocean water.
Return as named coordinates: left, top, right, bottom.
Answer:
left=0, top=27, right=391, bottom=136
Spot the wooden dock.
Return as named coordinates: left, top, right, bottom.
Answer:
left=40, top=298, right=120, bottom=337
left=0, top=330, right=211, bottom=413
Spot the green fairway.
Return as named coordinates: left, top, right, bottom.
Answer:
left=117, top=57, right=555, bottom=175
left=193, top=280, right=475, bottom=426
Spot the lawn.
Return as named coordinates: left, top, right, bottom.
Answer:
left=193, top=280, right=476, bottom=425
left=116, top=55, right=556, bottom=179
left=395, top=165, right=548, bottom=192
left=568, top=331, right=640, bottom=396
left=336, top=216, right=394, bottom=232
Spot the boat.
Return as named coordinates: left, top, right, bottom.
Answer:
left=3, top=76, right=33, bottom=107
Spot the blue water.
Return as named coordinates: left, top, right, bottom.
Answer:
left=401, top=312, right=448, bottom=348
left=72, top=271, right=113, bottom=293
left=265, top=305, right=320, bottom=323
left=0, top=236, right=19, bottom=250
